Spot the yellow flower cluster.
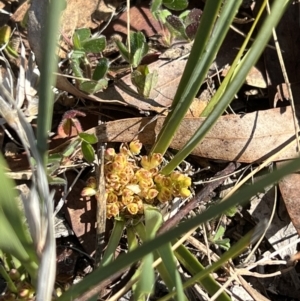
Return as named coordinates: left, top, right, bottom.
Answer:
left=82, top=140, right=192, bottom=219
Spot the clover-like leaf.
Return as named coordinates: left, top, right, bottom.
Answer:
left=151, top=0, right=162, bottom=14
left=79, top=132, right=98, bottom=144
left=154, top=9, right=172, bottom=23
left=131, top=65, right=158, bottom=98
left=82, top=35, right=106, bottom=53
left=92, top=58, right=109, bottom=80
left=81, top=140, right=95, bottom=163
left=114, top=39, right=130, bottom=62
left=73, top=28, right=91, bottom=50
left=130, top=32, right=149, bottom=67
left=166, top=15, right=188, bottom=39
left=79, top=78, right=108, bottom=94
left=162, top=0, right=188, bottom=11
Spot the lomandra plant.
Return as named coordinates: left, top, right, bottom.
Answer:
left=0, top=0, right=297, bottom=301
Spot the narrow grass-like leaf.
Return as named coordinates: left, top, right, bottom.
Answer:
left=0, top=264, right=18, bottom=293
left=36, top=0, right=65, bottom=166
left=0, top=155, right=35, bottom=250
left=134, top=206, right=163, bottom=299
left=160, top=222, right=266, bottom=301
left=175, top=244, right=231, bottom=301
left=157, top=243, right=187, bottom=301
left=160, top=0, right=291, bottom=174
left=150, top=0, right=225, bottom=155
left=101, top=219, right=125, bottom=267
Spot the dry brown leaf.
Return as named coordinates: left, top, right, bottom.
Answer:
left=96, top=59, right=187, bottom=112
left=103, top=4, right=163, bottom=38
left=28, top=0, right=120, bottom=62
left=221, top=58, right=267, bottom=88
left=274, top=82, right=300, bottom=107
left=10, top=0, right=30, bottom=22
left=278, top=164, right=300, bottom=236
left=55, top=73, right=125, bottom=105
left=52, top=106, right=300, bottom=163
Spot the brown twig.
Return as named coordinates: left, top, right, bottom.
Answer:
left=157, top=162, right=241, bottom=235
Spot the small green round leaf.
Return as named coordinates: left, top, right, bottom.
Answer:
left=79, top=79, right=108, bottom=94
left=93, top=58, right=109, bottom=80
left=150, top=0, right=162, bottom=14
left=79, top=132, right=98, bottom=144
left=81, top=141, right=95, bottom=163
left=163, top=0, right=188, bottom=11
left=82, top=36, right=106, bottom=53
left=73, top=28, right=91, bottom=50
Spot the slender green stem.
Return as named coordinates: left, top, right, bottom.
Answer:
left=159, top=224, right=263, bottom=301
left=150, top=0, right=225, bottom=155
left=0, top=265, right=18, bottom=293
left=175, top=244, right=231, bottom=301
left=36, top=0, right=65, bottom=166
left=101, top=219, right=125, bottom=267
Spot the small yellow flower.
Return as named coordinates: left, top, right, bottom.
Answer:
left=141, top=153, right=162, bottom=170
left=157, top=187, right=172, bottom=203
left=106, top=192, right=118, bottom=203
left=107, top=203, right=119, bottom=218
left=106, top=172, right=120, bottom=183
left=135, top=168, right=152, bottom=180
left=144, top=188, right=159, bottom=200
left=129, top=140, right=142, bottom=155
left=133, top=196, right=144, bottom=213
left=180, top=187, right=191, bottom=198
left=139, top=178, right=154, bottom=190
left=127, top=203, right=139, bottom=215
left=122, top=195, right=134, bottom=206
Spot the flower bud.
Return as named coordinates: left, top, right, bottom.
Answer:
left=107, top=203, right=119, bottom=218
left=129, top=140, right=142, bottom=155
left=105, top=148, right=116, bottom=161
left=127, top=203, right=139, bottom=215
left=157, top=187, right=172, bottom=203
left=106, top=192, right=118, bottom=203
left=122, top=195, right=134, bottom=206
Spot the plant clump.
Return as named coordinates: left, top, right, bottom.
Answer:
left=81, top=141, right=192, bottom=219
